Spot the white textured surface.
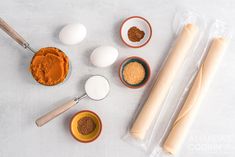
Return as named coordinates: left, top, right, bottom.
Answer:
left=0, top=0, right=235, bottom=157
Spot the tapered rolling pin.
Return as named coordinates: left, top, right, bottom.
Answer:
left=163, top=37, right=229, bottom=155
left=130, top=24, right=199, bottom=140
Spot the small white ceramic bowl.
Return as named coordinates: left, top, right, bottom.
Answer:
left=120, top=16, right=152, bottom=48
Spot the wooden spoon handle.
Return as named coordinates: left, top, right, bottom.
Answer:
left=0, top=17, right=29, bottom=48
left=35, top=99, right=77, bottom=127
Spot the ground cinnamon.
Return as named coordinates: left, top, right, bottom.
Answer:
left=128, top=26, right=145, bottom=42
left=77, top=116, right=96, bottom=135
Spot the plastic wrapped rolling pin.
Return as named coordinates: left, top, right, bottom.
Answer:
left=163, top=22, right=231, bottom=155
left=130, top=22, right=199, bottom=141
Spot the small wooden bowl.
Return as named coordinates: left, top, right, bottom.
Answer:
left=120, top=16, right=152, bottom=48
left=70, top=110, right=102, bottom=143
left=119, top=56, right=151, bottom=89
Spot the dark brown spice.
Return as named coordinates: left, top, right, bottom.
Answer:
left=127, top=26, right=145, bottom=42
left=77, top=116, right=96, bottom=135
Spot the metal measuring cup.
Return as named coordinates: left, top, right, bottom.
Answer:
left=0, top=17, right=70, bottom=86
left=35, top=75, right=110, bottom=127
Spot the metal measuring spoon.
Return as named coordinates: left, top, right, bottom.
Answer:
left=36, top=75, right=110, bottom=127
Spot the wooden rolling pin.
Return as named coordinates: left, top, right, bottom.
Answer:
left=130, top=24, right=199, bottom=140
left=163, top=37, right=229, bottom=155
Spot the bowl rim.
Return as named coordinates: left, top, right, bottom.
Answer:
left=70, top=110, right=102, bottom=143
left=119, top=56, right=151, bottom=89
left=120, top=16, right=152, bottom=48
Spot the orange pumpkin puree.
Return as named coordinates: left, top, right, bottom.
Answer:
left=30, top=47, right=69, bottom=86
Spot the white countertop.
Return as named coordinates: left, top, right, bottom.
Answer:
left=0, top=0, right=235, bottom=157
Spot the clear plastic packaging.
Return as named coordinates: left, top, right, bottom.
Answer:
left=123, top=9, right=205, bottom=153
left=150, top=19, right=232, bottom=157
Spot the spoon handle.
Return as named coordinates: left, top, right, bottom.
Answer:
left=0, top=17, right=29, bottom=49
left=35, top=94, right=87, bottom=127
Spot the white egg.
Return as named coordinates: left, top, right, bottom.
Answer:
left=90, top=46, right=118, bottom=67
left=59, top=23, right=87, bottom=45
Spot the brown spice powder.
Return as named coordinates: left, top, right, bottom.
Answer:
left=123, top=62, right=146, bottom=85
left=77, top=116, right=96, bottom=135
left=127, top=26, right=145, bottom=42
